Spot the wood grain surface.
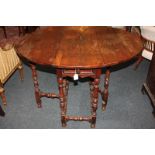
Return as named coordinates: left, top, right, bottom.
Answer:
left=16, top=26, right=143, bottom=68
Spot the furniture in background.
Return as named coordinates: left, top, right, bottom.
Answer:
left=16, top=27, right=142, bottom=128
left=19, top=26, right=39, bottom=35
left=112, top=26, right=140, bottom=33
left=0, top=26, right=22, bottom=38
left=135, top=26, right=155, bottom=69
left=0, top=26, right=7, bottom=38
left=0, top=44, right=24, bottom=105
left=0, top=26, right=39, bottom=39
left=142, top=52, right=155, bottom=116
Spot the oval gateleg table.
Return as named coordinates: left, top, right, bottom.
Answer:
left=16, top=26, right=143, bottom=128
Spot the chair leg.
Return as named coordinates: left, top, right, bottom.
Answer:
left=134, top=55, right=144, bottom=70
left=0, top=104, right=5, bottom=116
left=18, top=64, right=24, bottom=81
left=0, top=87, right=7, bottom=105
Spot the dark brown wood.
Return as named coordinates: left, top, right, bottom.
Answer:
left=2, top=26, right=7, bottom=38
left=102, top=69, right=111, bottom=111
left=91, top=69, right=101, bottom=128
left=0, top=104, right=5, bottom=116
left=57, top=69, right=67, bottom=127
left=16, top=27, right=143, bottom=69
left=134, top=56, right=144, bottom=70
left=142, top=53, right=155, bottom=116
left=135, top=35, right=155, bottom=69
left=56, top=68, right=101, bottom=128
left=30, top=64, right=42, bottom=108
left=30, top=64, right=59, bottom=108
left=1, top=26, right=24, bottom=38
left=0, top=26, right=7, bottom=38
left=16, top=27, right=143, bottom=127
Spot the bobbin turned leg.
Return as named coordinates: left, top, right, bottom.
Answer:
left=57, top=70, right=67, bottom=127
left=91, top=78, right=100, bottom=128
left=63, top=79, right=69, bottom=114
left=89, top=81, right=94, bottom=106
left=102, top=69, right=110, bottom=111
left=30, top=64, right=42, bottom=108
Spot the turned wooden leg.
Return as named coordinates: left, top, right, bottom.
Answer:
left=134, top=55, right=144, bottom=70
left=18, top=64, right=24, bottom=81
left=89, top=81, right=94, bottom=107
left=30, top=64, right=42, bottom=108
left=57, top=70, right=67, bottom=127
left=63, top=79, right=69, bottom=114
left=91, top=78, right=100, bottom=128
left=102, top=69, right=110, bottom=111
left=0, top=87, right=7, bottom=105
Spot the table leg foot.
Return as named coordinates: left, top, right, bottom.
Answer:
left=62, top=119, right=67, bottom=127
left=102, top=101, right=107, bottom=111
left=37, top=104, right=42, bottom=108
left=90, top=123, right=95, bottom=128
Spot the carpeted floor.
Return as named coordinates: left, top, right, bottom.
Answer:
left=0, top=58, right=155, bottom=129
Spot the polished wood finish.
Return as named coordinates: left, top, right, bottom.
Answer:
left=56, top=68, right=101, bottom=128
left=16, top=27, right=143, bottom=127
left=16, top=27, right=143, bottom=68
left=30, top=64, right=59, bottom=108
left=102, top=69, right=111, bottom=111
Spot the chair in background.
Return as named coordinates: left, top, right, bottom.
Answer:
left=134, top=26, right=155, bottom=69
left=0, top=44, right=24, bottom=105
left=0, top=27, right=39, bottom=39
left=112, top=26, right=126, bottom=30
left=0, top=26, right=7, bottom=38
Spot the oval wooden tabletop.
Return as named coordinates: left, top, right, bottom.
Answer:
left=16, top=26, right=143, bottom=69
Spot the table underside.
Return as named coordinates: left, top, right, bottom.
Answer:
left=30, top=64, right=110, bottom=128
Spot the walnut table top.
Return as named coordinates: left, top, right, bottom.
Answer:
left=16, top=26, right=143, bottom=68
